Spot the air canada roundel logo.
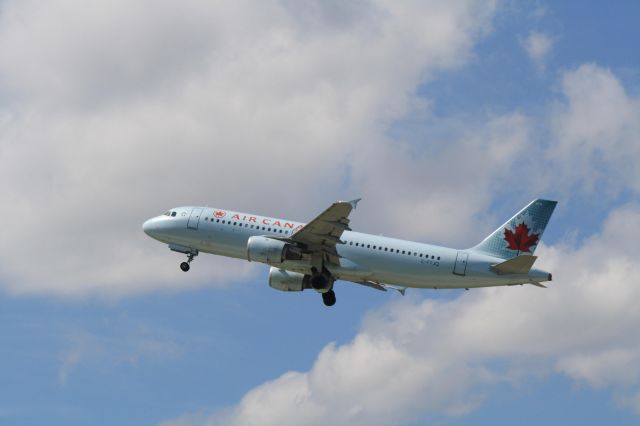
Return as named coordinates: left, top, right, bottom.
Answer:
left=213, top=210, right=226, bottom=218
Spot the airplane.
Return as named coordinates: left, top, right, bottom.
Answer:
left=142, top=199, right=557, bottom=306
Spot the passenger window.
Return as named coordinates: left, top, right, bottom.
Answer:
left=373, top=246, right=377, bottom=249
left=349, top=242, right=353, bottom=245
left=367, top=244, right=370, bottom=248
left=268, top=228, right=271, bottom=232
left=402, top=251, right=405, bottom=254
left=356, top=243, right=359, bottom=246
left=384, top=248, right=388, bottom=251
left=419, top=254, right=423, bottom=257
left=437, top=256, right=440, bottom=260
left=408, top=251, right=411, bottom=255
left=431, top=255, right=435, bottom=259
left=216, top=219, right=220, bottom=222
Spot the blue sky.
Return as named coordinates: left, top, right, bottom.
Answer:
left=1, top=1, right=640, bottom=425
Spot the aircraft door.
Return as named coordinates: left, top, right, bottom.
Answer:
left=453, top=252, right=468, bottom=276
left=187, top=208, right=203, bottom=230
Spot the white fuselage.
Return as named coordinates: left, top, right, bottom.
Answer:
left=143, top=206, right=551, bottom=290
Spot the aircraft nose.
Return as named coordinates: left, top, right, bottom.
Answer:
left=142, top=218, right=157, bottom=237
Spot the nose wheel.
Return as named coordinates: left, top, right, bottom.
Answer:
left=180, top=252, right=197, bottom=272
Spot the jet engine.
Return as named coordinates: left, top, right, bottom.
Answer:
left=246, top=236, right=302, bottom=264
left=268, top=267, right=310, bottom=292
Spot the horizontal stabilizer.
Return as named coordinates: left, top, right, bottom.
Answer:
left=491, top=255, right=537, bottom=275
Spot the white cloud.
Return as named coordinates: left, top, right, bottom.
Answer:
left=349, top=112, right=531, bottom=246
left=163, top=203, right=640, bottom=425
left=0, top=0, right=499, bottom=297
left=544, top=64, right=640, bottom=196
left=521, top=31, right=553, bottom=72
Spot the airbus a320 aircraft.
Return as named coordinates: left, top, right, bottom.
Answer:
left=143, top=199, right=557, bottom=306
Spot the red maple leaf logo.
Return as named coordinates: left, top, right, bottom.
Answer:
left=504, top=223, right=539, bottom=253
left=213, top=210, right=226, bottom=218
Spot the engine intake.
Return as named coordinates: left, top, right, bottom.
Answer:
left=246, top=236, right=301, bottom=264
left=268, top=267, right=310, bottom=292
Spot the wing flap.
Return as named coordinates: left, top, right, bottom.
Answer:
left=353, top=280, right=407, bottom=295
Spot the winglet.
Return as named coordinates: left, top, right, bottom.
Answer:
left=347, top=198, right=362, bottom=209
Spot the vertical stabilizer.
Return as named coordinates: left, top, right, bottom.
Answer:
left=470, top=199, right=557, bottom=260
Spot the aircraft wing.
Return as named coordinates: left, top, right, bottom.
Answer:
left=289, top=198, right=361, bottom=266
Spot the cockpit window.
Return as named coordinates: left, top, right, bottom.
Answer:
left=163, top=211, right=171, bottom=216
left=171, top=211, right=177, bottom=217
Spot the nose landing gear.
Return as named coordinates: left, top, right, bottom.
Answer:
left=180, top=252, right=197, bottom=272
left=168, top=244, right=198, bottom=273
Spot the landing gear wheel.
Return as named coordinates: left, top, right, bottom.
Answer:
left=322, top=290, right=336, bottom=307
left=179, top=251, right=197, bottom=272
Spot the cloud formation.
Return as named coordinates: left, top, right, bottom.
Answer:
left=0, top=0, right=498, bottom=297
left=547, top=64, right=640, bottom=196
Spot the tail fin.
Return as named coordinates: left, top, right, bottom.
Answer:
left=470, top=199, right=557, bottom=260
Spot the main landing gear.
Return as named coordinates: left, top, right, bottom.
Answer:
left=322, top=289, right=336, bottom=307
left=180, top=252, right=197, bottom=272
left=311, top=266, right=336, bottom=307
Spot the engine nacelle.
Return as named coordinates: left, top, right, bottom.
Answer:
left=268, top=267, right=310, bottom=292
left=246, top=236, right=302, bottom=264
